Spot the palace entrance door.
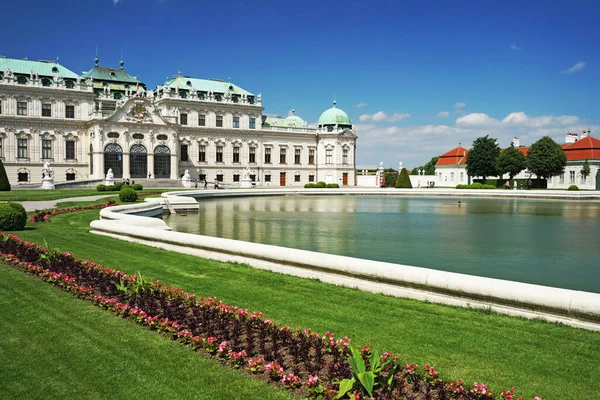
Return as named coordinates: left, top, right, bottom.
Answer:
left=343, top=173, right=348, bottom=185
left=280, top=172, right=286, bottom=186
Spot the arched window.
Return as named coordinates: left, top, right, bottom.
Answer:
left=17, top=76, right=28, bottom=85
left=154, top=145, right=171, bottom=179
left=104, top=143, right=123, bottom=178
left=41, top=78, right=52, bottom=87
left=130, top=144, right=148, bottom=179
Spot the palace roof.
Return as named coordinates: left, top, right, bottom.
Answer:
left=437, top=146, right=468, bottom=165
left=318, top=101, right=351, bottom=126
left=0, top=56, right=79, bottom=79
left=162, top=75, right=253, bottom=96
left=82, top=65, right=138, bottom=83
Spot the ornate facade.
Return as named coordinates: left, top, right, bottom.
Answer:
left=0, top=56, right=357, bottom=187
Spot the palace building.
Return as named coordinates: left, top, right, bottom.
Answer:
left=0, top=55, right=357, bottom=187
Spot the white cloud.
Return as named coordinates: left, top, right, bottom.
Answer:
left=454, top=102, right=466, bottom=109
left=389, top=112, right=411, bottom=122
left=502, top=112, right=579, bottom=127
left=112, top=0, right=120, bottom=4
left=510, top=44, right=521, bottom=51
left=437, top=111, right=450, bottom=118
left=354, top=110, right=598, bottom=169
left=354, top=103, right=368, bottom=108
left=561, top=61, right=585, bottom=74
left=359, top=111, right=410, bottom=122
left=456, top=113, right=499, bottom=127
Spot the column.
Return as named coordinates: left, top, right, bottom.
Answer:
left=147, top=153, right=154, bottom=179
left=170, top=153, right=178, bottom=179
left=123, top=152, right=130, bottom=179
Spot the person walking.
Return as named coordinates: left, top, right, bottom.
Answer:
left=527, top=178, right=532, bottom=190
left=204, top=178, right=208, bottom=190
left=505, top=180, right=510, bottom=190
left=214, top=178, right=219, bottom=190
left=513, top=180, right=517, bottom=191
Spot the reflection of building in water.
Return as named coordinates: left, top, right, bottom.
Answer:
left=183, top=196, right=359, bottom=255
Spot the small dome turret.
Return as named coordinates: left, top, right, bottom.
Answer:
left=318, top=101, right=352, bottom=129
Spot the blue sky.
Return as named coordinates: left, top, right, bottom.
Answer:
left=2, top=0, right=598, bottom=168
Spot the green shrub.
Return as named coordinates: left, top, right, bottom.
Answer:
left=316, top=181, right=326, bottom=188
left=481, top=184, right=496, bottom=189
left=106, top=185, right=116, bottom=191
left=132, top=183, right=143, bottom=191
left=119, top=187, right=138, bottom=202
left=0, top=159, right=10, bottom=191
left=0, top=202, right=27, bottom=231
left=568, top=185, right=579, bottom=191
left=456, top=184, right=467, bottom=189
left=470, top=182, right=483, bottom=189
left=326, top=183, right=340, bottom=188
left=395, top=168, right=413, bottom=188
left=114, top=182, right=125, bottom=191
left=304, top=183, right=316, bottom=188
left=96, top=184, right=107, bottom=192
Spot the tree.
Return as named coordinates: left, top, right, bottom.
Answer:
left=0, top=159, right=11, bottom=191
left=466, top=135, right=500, bottom=182
left=498, top=146, right=526, bottom=179
left=526, top=136, right=567, bottom=179
left=581, top=158, right=591, bottom=181
left=395, top=168, right=413, bottom=188
left=413, top=156, right=439, bottom=175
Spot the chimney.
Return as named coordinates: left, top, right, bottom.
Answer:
left=565, top=132, right=578, bottom=144
left=511, top=137, right=520, bottom=147
left=581, top=130, right=589, bottom=138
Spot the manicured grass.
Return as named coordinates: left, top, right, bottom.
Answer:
left=6, top=208, right=600, bottom=399
left=1, top=189, right=103, bottom=201
left=0, top=263, right=295, bottom=400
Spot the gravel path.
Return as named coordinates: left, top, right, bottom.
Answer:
left=16, top=195, right=116, bottom=212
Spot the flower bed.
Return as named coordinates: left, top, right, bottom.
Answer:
left=0, top=233, right=540, bottom=400
left=28, top=192, right=161, bottom=223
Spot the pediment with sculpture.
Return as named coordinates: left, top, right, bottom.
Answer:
left=104, top=97, right=170, bottom=126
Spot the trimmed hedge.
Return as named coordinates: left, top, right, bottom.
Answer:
left=325, top=183, right=340, bottom=188
left=568, top=185, right=579, bottom=191
left=304, top=183, right=316, bottom=188
left=119, top=187, right=138, bottom=202
left=0, top=202, right=27, bottom=231
left=395, top=168, right=413, bottom=188
left=0, top=159, right=10, bottom=191
left=96, top=184, right=107, bottom=192
left=132, top=183, right=143, bottom=191
left=315, top=181, right=326, bottom=188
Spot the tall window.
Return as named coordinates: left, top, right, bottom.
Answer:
left=294, top=148, right=301, bottom=164
left=460, top=172, right=464, bottom=182
left=199, top=145, right=206, bottom=162
left=0, top=99, right=2, bottom=114
left=65, top=105, right=75, bottom=119
left=66, top=140, right=75, bottom=160
left=265, top=147, right=271, bottom=164
left=264, top=174, right=271, bottom=182
left=559, top=173, right=565, bottom=184
left=249, top=147, right=256, bottom=163
left=233, top=146, right=240, bottom=163
left=42, top=139, right=52, bottom=159
left=216, top=145, right=223, bottom=162
left=308, top=175, right=315, bottom=182
left=180, top=113, right=188, bottom=125
left=181, top=144, right=189, bottom=162
left=233, top=116, right=240, bottom=128
left=450, top=172, right=455, bottom=182
left=17, top=101, right=27, bottom=116
left=309, top=149, right=315, bottom=165
left=294, top=174, right=301, bottom=182
left=216, top=115, right=223, bottom=127
left=569, top=171, right=575, bottom=184
left=326, top=149, right=333, bottom=164
left=249, top=117, right=255, bottom=129
left=342, top=149, right=348, bottom=164
left=199, top=114, right=205, bottom=126
left=17, top=138, right=28, bottom=158
left=42, top=103, right=52, bottom=117
left=279, top=148, right=286, bottom=164
left=0, top=138, right=3, bottom=157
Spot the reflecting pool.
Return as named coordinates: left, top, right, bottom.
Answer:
left=163, top=196, right=600, bottom=293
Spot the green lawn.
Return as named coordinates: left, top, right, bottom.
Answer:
left=1, top=188, right=104, bottom=201
left=3, top=206, right=600, bottom=399
left=0, top=263, right=294, bottom=400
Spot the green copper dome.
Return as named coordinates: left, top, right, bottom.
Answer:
left=283, top=109, right=306, bottom=128
left=318, top=101, right=352, bottom=127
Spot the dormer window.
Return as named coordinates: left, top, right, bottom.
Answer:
left=52, top=66, right=59, bottom=73
left=65, top=80, right=74, bottom=89
left=110, top=71, right=116, bottom=77
left=186, top=80, right=192, bottom=86
left=17, top=76, right=27, bottom=84
left=41, top=78, right=52, bottom=87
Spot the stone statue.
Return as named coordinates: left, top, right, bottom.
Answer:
left=240, top=166, right=253, bottom=188
left=106, top=168, right=114, bottom=179
left=41, top=162, right=55, bottom=189
left=42, top=162, right=53, bottom=179
left=181, top=169, right=192, bottom=188
left=85, top=77, right=93, bottom=86
left=257, top=93, right=262, bottom=103
left=76, top=76, right=81, bottom=85
left=242, top=166, right=250, bottom=180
